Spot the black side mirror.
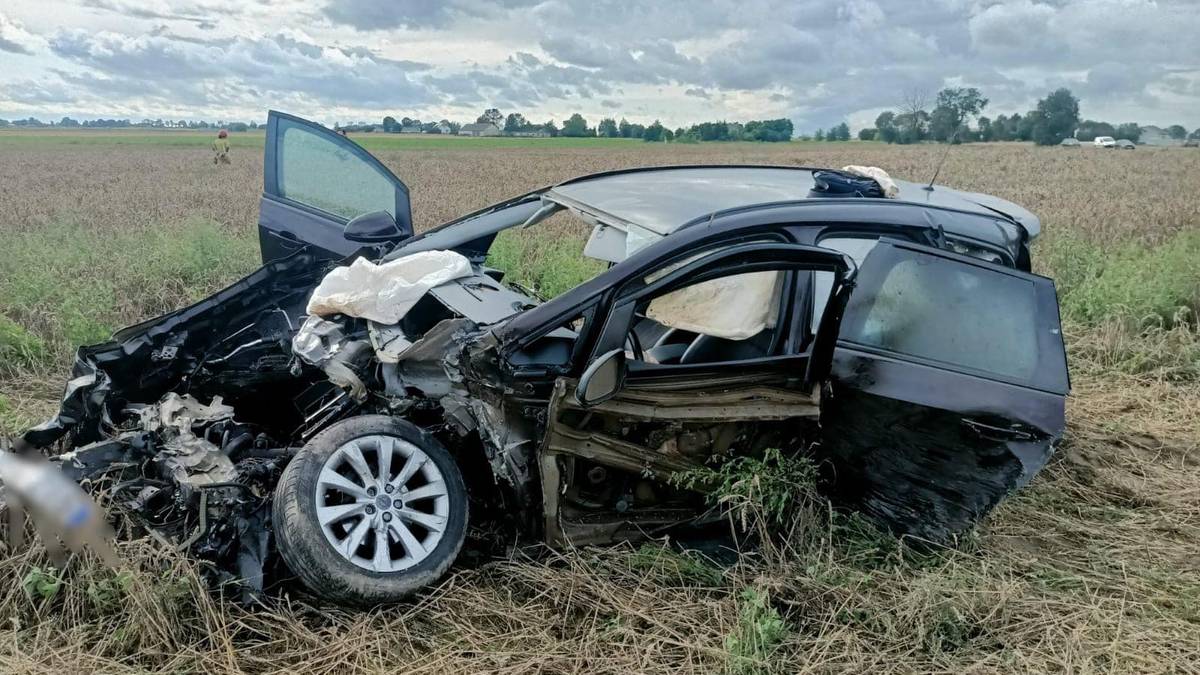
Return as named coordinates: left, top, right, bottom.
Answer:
left=575, top=349, right=626, bottom=407
left=344, top=210, right=402, bottom=243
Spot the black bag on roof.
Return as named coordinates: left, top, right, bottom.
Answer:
left=808, top=169, right=885, bottom=198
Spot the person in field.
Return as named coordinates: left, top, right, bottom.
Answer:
left=212, top=129, right=231, bottom=164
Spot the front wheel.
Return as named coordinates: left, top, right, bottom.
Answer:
left=272, top=415, right=468, bottom=606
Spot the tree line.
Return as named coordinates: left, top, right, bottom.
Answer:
left=373, top=107, right=795, bottom=143
left=855, top=87, right=1197, bottom=146
left=0, top=117, right=261, bottom=130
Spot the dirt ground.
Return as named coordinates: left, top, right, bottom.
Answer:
left=0, top=136, right=1198, bottom=673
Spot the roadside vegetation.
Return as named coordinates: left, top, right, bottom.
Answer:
left=0, top=138, right=1197, bottom=672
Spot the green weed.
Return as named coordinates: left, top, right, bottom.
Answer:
left=725, top=587, right=787, bottom=674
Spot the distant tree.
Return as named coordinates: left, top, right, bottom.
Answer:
left=446, top=120, right=462, bottom=134
left=1015, top=112, right=1035, bottom=141
left=561, top=113, right=591, bottom=137
left=1027, top=88, right=1080, bottom=145
left=504, top=113, right=529, bottom=133
left=929, top=87, right=988, bottom=142
left=1115, top=122, right=1141, bottom=142
left=382, top=116, right=399, bottom=133
left=597, top=117, right=619, bottom=137
left=477, top=108, right=503, bottom=127
left=832, top=122, right=851, bottom=141
left=673, top=127, right=686, bottom=139
left=58, top=116, right=80, bottom=127
left=814, top=129, right=825, bottom=141
left=420, top=121, right=439, bottom=133
left=663, top=128, right=674, bottom=142
left=227, top=122, right=249, bottom=132
left=1166, top=124, right=1187, bottom=140
left=542, top=120, right=558, bottom=137
left=742, top=118, right=793, bottom=141
left=858, top=127, right=877, bottom=141
left=1074, top=120, right=1116, bottom=142
left=976, top=116, right=993, bottom=141
left=894, top=111, right=929, bottom=144
left=1190, top=128, right=1200, bottom=140
left=0, top=119, right=9, bottom=128
left=898, top=88, right=929, bottom=143
left=618, top=118, right=633, bottom=138
left=643, top=120, right=666, bottom=142
left=875, top=111, right=898, bottom=143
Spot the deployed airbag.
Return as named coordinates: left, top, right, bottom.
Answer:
left=306, top=251, right=472, bottom=324
left=646, top=271, right=782, bottom=341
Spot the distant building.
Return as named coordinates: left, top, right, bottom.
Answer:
left=1139, top=125, right=1181, bottom=147
left=434, top=121, right=452, bottom=135
left=459, top=122, right=501, bottom=137
left=399, top=125, right=423, bottom=134
left=508, top=129, right=550, bottom=137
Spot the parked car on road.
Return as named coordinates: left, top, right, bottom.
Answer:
left=1094, top=136, right=1116, bottom=148
left=1060, top=138, right=1081, bottom=147
left=24, top=111, right=1070, bottom=606
left=1115, top=139, right=1136, bottom=149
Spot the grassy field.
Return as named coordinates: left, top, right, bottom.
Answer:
left=0, top=132, right=1198, bottom=672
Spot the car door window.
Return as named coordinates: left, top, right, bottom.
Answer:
left=276, top=118, right=398, bottom=221
left=812, top=236, right=879, bottom=333
left=840, top=242, right=1062, bottom=388
left=629, top=267, right=788, bottom=366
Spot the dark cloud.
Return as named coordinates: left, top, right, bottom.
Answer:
left=0, top=12, right=38, bottom=54
left=47, top=30, right=439, bottom=108
left=5, top=1, right=1198, bottom=128
left=0, top=35, right=32, bottom=54
left=322, top=0, right=541, bottom=31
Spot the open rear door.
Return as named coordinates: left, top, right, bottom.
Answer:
left=818, top=239, right=1069, bottom=542
left=259, top=111, right=413, bottom=262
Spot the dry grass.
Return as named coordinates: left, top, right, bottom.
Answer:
left=0, top=135, right=1198, bottom=672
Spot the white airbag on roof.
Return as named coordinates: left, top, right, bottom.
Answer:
left=306, top=250, right=472, bottom=324
left=841, top=165, right=899, bottom=198
left=646, top=271, right=782, bottom=341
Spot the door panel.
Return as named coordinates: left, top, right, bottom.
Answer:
left=259, top=111, right=413, bottom=262
left=818, top=240, right=1069, bottom=542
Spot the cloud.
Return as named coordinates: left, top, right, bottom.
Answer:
left=1, top=0, right=1198, bottom=129
left=46, top=30, right=439, bottom=108
left=322, top=0, right=541, bottom=31
left=0, top=12, right=42, bottom=54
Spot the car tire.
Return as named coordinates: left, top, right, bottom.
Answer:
left=272, top=415, right=468, bottom=606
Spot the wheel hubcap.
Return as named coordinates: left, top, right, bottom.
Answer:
left=315, top=434, right=450, bottom=572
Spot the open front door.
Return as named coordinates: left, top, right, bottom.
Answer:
left=537, top=242, right=855, bottom=546
left=258, top=111, right=413, bottom=262
left=818, top=239, right=1070, bottom=542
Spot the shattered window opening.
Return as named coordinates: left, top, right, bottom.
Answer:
left=840, top=246, right=1040, bottom=382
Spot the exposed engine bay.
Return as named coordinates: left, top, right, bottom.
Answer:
left=18, top=249, right=778, bottom=597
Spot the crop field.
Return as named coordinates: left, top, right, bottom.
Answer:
left=0, top=131, right=1198, bottom=673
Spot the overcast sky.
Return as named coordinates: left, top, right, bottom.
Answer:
left=1, top=0, right=1197, bottom=131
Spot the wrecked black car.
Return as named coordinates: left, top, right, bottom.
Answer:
left=21, top=111, right=1069, bottom=605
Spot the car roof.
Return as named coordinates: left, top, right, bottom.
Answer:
left=546, top=165, right=1041, bottom=240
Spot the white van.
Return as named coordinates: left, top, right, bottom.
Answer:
left=1094, top=136, right=1116, bottom=148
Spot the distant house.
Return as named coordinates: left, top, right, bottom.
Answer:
left=434, top=121, right=452, bottom=135
left=509, top=129, right=550, bottom=138
left=459, top=122, right=501, bottom=137
left=399, top=125, right=423, bottom=134
left=1139, top=125, right=1180, bottom=147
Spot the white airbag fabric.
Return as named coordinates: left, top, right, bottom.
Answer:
left=306, top=250, right=472, bottom=324
left=841, top=165, right=899, bottom=198
left=646, top=271, right=782, bottom=341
